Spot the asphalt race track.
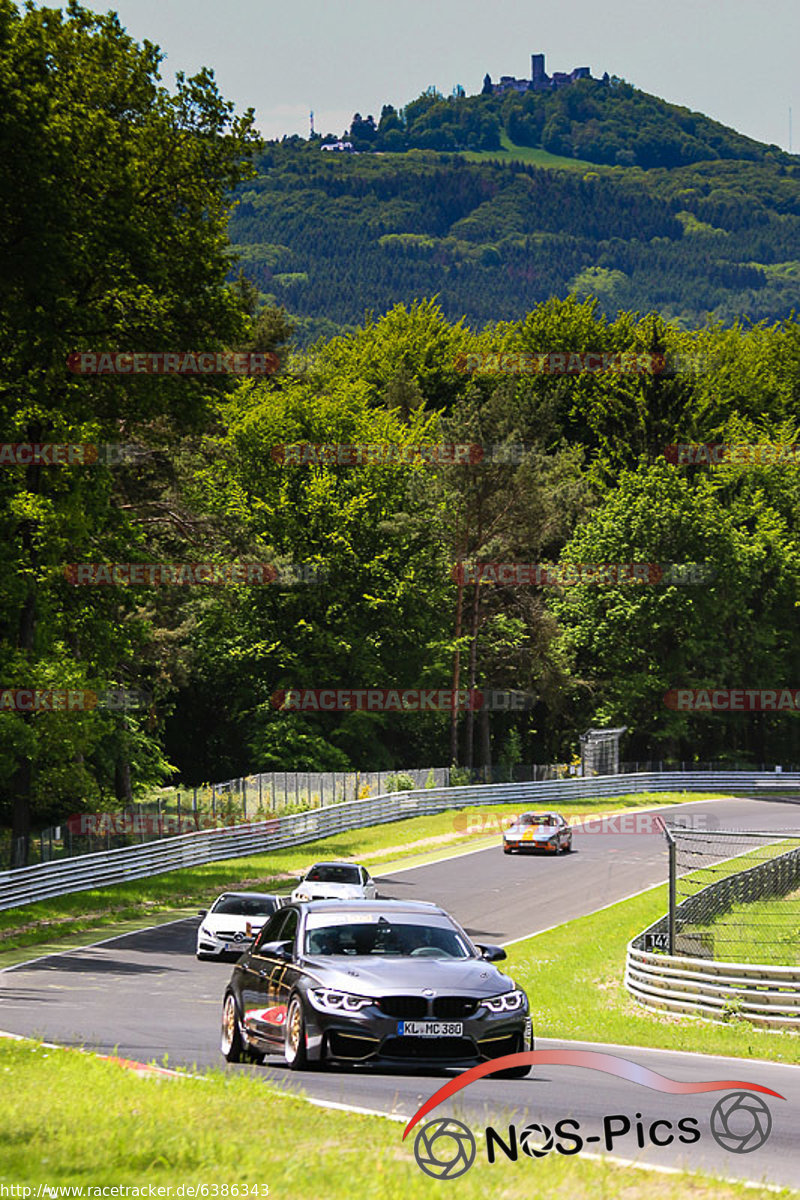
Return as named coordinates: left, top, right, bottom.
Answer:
left=2, top=796, right=799, bottom=1188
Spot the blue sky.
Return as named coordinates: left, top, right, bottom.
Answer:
left=78, top=0, right=799, bottom=150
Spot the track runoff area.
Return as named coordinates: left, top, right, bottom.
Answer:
left=1, top=795, right=799, bottom=1190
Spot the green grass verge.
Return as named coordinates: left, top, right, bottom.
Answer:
left=677, top=838, right=800, bottom=964
left=506, top=883, right=800, bottom=1064
left=686, top=890, right=800, bottom=966
left=0, top=1039, right=795, bottom=1197
left=459, top=132, right=597, bottom=171
left=0, top=793, right=724, bottom=962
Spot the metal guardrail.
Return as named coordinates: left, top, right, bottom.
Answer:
left=626, top=830, right=800, bottom=1030
left=626, top=947, right=800, bottom=1030
left=1, top=770, right=798, bottom=912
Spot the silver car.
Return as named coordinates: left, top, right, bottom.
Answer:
left=502, top=811, right=573, bottom=855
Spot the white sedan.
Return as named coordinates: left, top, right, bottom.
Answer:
left=290, top=860, right=377, bottom=902
left=502, top=811, right=573, bottom=855
left=196, top=892, right=283, bottom=960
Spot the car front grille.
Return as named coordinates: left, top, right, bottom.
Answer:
left=377, top=995, right=428, bottom=1019
left=378, top=995, right=481, bottom=1019
left=433, top=996, right=480, bottom=1019
left=381, top=1036, right=478, bottom=1061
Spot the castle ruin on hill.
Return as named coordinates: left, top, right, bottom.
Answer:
left=490, top=53, right=594, bottom=96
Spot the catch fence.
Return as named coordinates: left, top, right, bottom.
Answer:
left=664, top=825, right=800, bottom=964
left=627, top=823, right=800, bottom=1027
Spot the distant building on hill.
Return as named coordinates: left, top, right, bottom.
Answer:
left=491, top=53, right=592, bottom=96
left=321, top=140, right=355, bottom=152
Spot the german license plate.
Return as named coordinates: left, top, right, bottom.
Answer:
left=398, top=1021, right=463, bottom=1037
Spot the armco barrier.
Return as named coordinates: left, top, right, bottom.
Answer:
left=625, top=947, right=800, bottom=1029
left=1, top=770, right=797, bottom=912
left=626, top=835, right=800, bottom=1030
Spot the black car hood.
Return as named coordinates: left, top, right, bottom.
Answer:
left=300, top=955, right=514, bottom=997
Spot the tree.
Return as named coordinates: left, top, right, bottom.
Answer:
left=0, top=0, right=260, bottom=862
left=547, top=464, right=800, bottom=762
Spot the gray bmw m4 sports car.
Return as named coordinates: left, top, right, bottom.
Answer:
left=220, top=899, right=533, bottom=1075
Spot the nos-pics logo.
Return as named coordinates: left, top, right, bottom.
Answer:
left=403, top=1050, right=784, bottom=1181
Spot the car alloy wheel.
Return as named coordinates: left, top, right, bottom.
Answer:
left=221, top=993, right=245, bottom=1062
left=284, top=993, right=311, bottom=1070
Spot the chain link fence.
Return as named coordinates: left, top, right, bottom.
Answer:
left=4, top=763, right=579, bottom=868
left=663, top=824, right=800, bottom=964
left=4, top=758, right=799, bottom=870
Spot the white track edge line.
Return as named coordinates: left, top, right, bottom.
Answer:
left=0, top=1029, right=789, bottom=1191
left=286, top=1094, right=788, bottom=1192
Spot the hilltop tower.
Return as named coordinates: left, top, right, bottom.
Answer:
left=531, top=53, right=546, bottom=86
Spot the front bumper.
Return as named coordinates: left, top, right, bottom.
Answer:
left=197, top=934, right=255, bottom=958
left=299, top=1000, right=533, bottom=1067
left=504, top=838, right=559, bottom=852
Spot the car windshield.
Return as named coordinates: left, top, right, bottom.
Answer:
left=211, top=896, right=277, bottom=916
left=304, top=918, right=472, bottom=958
left=519, top=814, right=555, bottom=826
left=305, top=865, right=361, bottom=884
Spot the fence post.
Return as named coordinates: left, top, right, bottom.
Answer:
left=667, top=830, right=677, bottom=955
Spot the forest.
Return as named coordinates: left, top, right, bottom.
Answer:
left=2, top=1, right=799, bottom=862
left=231, top=140, right=800, bottom=334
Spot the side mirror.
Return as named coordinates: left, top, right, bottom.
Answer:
left=198, top=910, right=207, bottom=917
left=477, top=943, right=506, bottom=963
left=258, top=939, right=293, bottom=961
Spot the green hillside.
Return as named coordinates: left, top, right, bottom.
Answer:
left=354, top=76, right=791, bottom=167
left=230, top=134, right=800, bottom=335
left=460, top=132, right=596, bottom=170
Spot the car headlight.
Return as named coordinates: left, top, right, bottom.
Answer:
left=294, top=892, right=311, bottom=901
left=199, top=925, right=213, bottom=938
left=308, top=988, right=374, bottom=1014
left=482, top=989, right=525, bottom=1013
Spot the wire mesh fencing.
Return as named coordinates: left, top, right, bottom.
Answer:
left=665, top=824, right=800, bottom=965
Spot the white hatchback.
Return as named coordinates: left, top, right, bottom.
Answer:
left=291, top=861, right=377, bottom=902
